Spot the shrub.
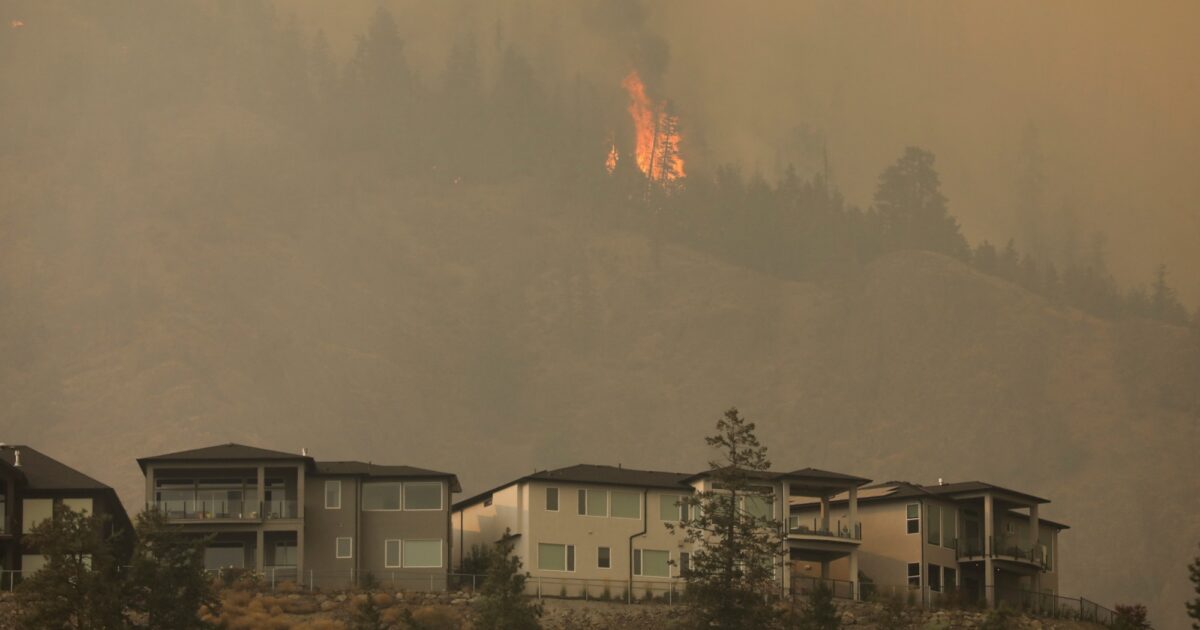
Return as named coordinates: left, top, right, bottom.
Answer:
left=1113, top=604, right=1151, bottom=630
left=979, top=604, right=1015, bottom=630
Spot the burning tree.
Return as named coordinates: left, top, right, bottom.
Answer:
left=618, top=70, right=685, bottom=184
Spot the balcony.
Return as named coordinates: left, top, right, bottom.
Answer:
left=958, top=536, right=1046, bottom=569
left=149, top=500, right=299, bottom=522
left=788, top=518, right=862, bottom=542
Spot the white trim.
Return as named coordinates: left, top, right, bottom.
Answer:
left=402, top=481, right=444, bottom=511
left=402, top=538, right=444, bottom=568
left=545, top=487, right=559, bottom=512
left=536, top=542, right=575, bottom=572
left=578, top=488, right=609, bottom=518
left=384, top=539, right=401, bottom=568
left=324, top=480, right=342, bottom=510
left=362, top=481, right=403, bottom=512
left=335, top=536, right=353, bottom=559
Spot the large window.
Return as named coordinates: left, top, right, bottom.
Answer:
left=906, top=504, right=920, bottom=534
left=577, top=489, right=608, bottom=517
left=537, top=543, right=575, bottom=572
left=907, top=562, right=920, bottom=588
left=944, top=567, right=957, bottom=591
left=659, top=494, right=688, bottom=522
left=275, top=542, right=297, bottom=567
left=597, top=546, right=611, bottom=569
left=633, top=549, right=670, bottom=577
left=363, top=482, right=402, bottom=511
left=545, top=487, right=559, bottom=511
left=611, top=491, right=640, bottom=519
left=325, top=481, right=341, bottom=509
left=22, top=498, right=52, bottom=533
left=941, top=507, right=957, bottom=549
left=679, top=551, right=691, bottom=576
left=205, top=544, right=244, bottom=570
left=385, top=540, right=401, bottom=568
left=928, top=563, right=942, bottom=592
left=927, top=504, right=941, bottom=546
left=744, top=495, right=774, bottom=520
left=403, top=539, right=443, bottom=568
left=336, top=537, right=353, bottom=559
left=404, top=482, right=443, bottom=511
left=62, top=498, right=93, bottom=514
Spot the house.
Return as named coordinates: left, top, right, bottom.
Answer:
left=451, top=464, right=871, bottom=599
left=789, top=480, right=1067, bottom=608
left=0, top=445, right=133, bottom=582
left=137, top=443, right=460, bottom=589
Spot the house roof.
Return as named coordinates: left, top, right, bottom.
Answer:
left=782, top=467, right=873, bottom=484
left=920, top=481, right=1049, bottom=505
left=137, top=443, right=309, bottom=471
left=315, top=461, right=462, bottom=492
left=1, top=446, right=111, bottom=491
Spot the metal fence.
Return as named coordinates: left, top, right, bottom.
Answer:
left=989, top=586, right=1116, bottom=625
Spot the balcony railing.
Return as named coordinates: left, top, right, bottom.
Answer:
left=957, top=536, right=1046, bottom=569
left=264, top=500, right=299, bottom=519
left=788, top=518, right=862, bottom=541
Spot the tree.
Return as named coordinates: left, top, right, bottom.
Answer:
left=474, top=532, right=542, bottom=630
left=1187, top=548, right=1199, bottom=630
left=16, top=504, right=128, bottom=630
left=785, top=582, right=841, bottom=630
left=673, top=407, right=785, bottom=630
left=1150, top=264, right=1190, bottom=325
left=873, top=147, right=969, bottom=260
left=1113, top=603, right=1151, bottom=630
left=126, top=509, right=218, bottom=629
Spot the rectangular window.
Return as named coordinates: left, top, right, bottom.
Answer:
left=927, top=504, right=941, bottom=546
left=928, top=563, right=942, bottom=592
left=578, top=489, right=607, bottom=517
left=275, top=542, right=298, bottom=567
left=942, top=507, right=957, bottom=549
left=944, top=567, right=957, bottom=592
left=659, top=494, right=689, bottom=522
left=907, top=562, right=920, bottom=588
left=745, top=495, right=773, bottom=520
left=363, top=482, right=402, bottom=511
left=403, top=539, right=443, bottom=568
left=22, top=498, right=53, bottom=533
left=325, top=481, right=341, bottom=509
left=336, top=537, right=353, bottom=559
left=597, top=546, right=610, bottom=569
left=385, top=540, right=401, bottom=568
left=906, top=503, right=920, bottom=534
left=21, top=554, right=48, bottom=575
left=611, top=491, right=640, bottom=519
left=62, top=498, right=93, bottom=514
left=537, top=543, right=574, bottom=572
left=205, top=544, right=244, bottom=570
left=633, top=549, right=670, bottom=577
left=545, top=487, right=559, bottom=511
left=403, top=482, right=443, bottom=510
left=0, top=495, right=6, bottom=534
left=679, top=551, right=691, bottom=576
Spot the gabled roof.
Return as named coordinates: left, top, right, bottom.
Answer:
left=137, top=442, right=309, bottom=471
left=315, top=461, right=462, bottom=492
left=1, top=446, right=111, bottom=490
left=782, top=467, right=872, bottom=484
left=681, top=466, right=870, bottom=487
left=788, top=480, right=1067, bottom=527
left=921, top=481, right=1049, bottom=505
left=454, top=463, right=695, bottom=511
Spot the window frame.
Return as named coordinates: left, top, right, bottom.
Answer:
left=362, top=481, right=403, bottom=512
left=402, top=539, right=444, bottom=568
left=597, top=546, right=611, bottom=569
left=906, top=503, right=920, bottom=535
left=384, top=539, right=401, bottom=568
left=907, top=562, right=920, bottom=589
left=537, top=542, right=575, bottom=572
left=633, top=548, right=671, bottom=578
left=335, top=536, right=353, bottom=559
left=402, top=481, right=443, bottom=511
left=325, top=480, right=342, bottom=510
left=545, top=487, right=559, bottom=512
left=577, top=488, right=608, bottom=517
left=611, top=490, right=641, bottom=519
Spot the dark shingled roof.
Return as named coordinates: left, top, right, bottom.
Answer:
left=0, top=446, right=110, bottom=490
left=315, top=461, right=462, bottom=492
left=920, top=481, right=1049, bottom=505
left=454, top=464, right=695, bottom=511
left=138, top=443, right=308, bottom=470
left=783, top=467, right=872, bottom=484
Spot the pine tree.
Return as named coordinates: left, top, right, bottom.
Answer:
left=474, top=532, right=542, bottom=630
left=127, top=510, right=219, bottom=629
left=672, top=407, right=785, bottom=630
left=1187, top=548, right=1199, bottom=630
left=873, top=147, right=969, bottom=260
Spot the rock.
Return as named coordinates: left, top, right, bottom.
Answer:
left=841, top=612, right=857, bottom=625
left=451, top=598, right=467, bottom=605
left=319, top=600, right=338, bottom=612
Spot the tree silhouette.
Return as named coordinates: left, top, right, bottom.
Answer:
left=873, top=147, right=969, bottom=259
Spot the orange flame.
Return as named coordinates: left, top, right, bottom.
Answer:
left=605, top=143, right=619, bottom=173
left=620, top=71, right=684, bottom=182
left=10, top=19, right=25, bottom=29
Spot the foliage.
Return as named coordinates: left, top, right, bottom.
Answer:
left=978, top=604, right=1015, bottom=630
left=1113, top=603, right=1152, bottom=630
left=127, top=509, right=219, bottom=629
left=672, top=407, right=784, bottom=630
left=473, top=532, right=543, bottom=630
left=349, top=593, right=384, bottom=630
left=872, top=594, right=908, bottom=630
left=15, top=504, right=128, bottom=630
left=1188, top=548, right=1200, bottom=629
left=785, top=582, right=841, bottom=630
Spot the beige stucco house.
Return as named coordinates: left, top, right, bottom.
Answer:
left=790, top=480, right=1066, bottom=608
left=451, top=463, right=872, bottom=599
left=138, top=443, right=460, bottom=590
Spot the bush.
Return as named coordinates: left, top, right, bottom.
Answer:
left=979, top=604, right=1015, bottom=630
left=1113, top=604, right=1151, bottom=630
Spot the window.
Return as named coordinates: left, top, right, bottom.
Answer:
left=363, top=482, right=402, bottom=510
left=1043, top=536, right=1053, bottom=571
left=633, top=549, right=670, bottom=577
left=325, top=481, right=341, bottom=509
left=0, top=495, right=5, bottom=534
left=62, top=498, right=93, bottom=514
left=927, top=504, right=941, bottom=546
left=597, top=546, right=611, bottom=569
left=22, top=498, right=52, bottom=533
left=928, top=563, right=942, bottom=592
left=275, top=542, right=297, bottom=567
left=744, top=495, right=773, bottom=520
left=611, top=491, right=640, bottom=519
left=907, top=562, right=920, bottom=588
left=336, top=537, right=353, bottom=559
left=906, top=503, right=920, bottom=534
left=658, top=494, right=689, bottom=522
left=403, top=539, right=443, bottom=568
left=942, top=507, right=957, bottom=549
left=537, top=543, right=574, bottom=572
left=22, top=554, right=48, bottom=575
left=578, top=489, right=607, bottom=517
left=385, top=540, right=401, bottom=568
left=404, top=482, right=443, bottom=510
left=545, top=487, right=559, bottom=511
left=205, top=544, right=244, bottom=570
left=679, top=551, right=691, bottom=576
left=944, top=567, right=957, bottom=592
left=788, top=514, right=799, bottom=530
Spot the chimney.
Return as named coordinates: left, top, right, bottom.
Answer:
left=13, top=449, right=21, bottom=467
left=301, top=448, right=308, bottom=457
left=937, top=478, right=944, bottom=486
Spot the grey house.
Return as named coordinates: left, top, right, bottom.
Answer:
left=137, top=443, right=460, bottom=589
left=1, top=445, right=132, bottom=580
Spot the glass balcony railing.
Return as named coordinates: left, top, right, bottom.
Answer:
left=149, top=500, right=261, bottom=520
left=788, top=518, right=862, bottom=540
left=957, top=536, right=1046, bottom=568
left=264, top=500, right=298, bottom=519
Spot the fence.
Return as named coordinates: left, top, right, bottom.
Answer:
left=989, top=586, right=1116, bottom=625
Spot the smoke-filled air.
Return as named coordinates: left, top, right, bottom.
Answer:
left=1, top=1, right=1197, bottom=628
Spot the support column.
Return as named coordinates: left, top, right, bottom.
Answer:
left=255, top=529, right=265, bottom=573
left=848, top=486, right=859, bottom=538
left=849, top=550, right=860, bottom=601
left=819, top=495, right=830, bottom=532
left=1029, top=504, right=1040, bottom=592
left=984, top=494, right=995, bottom=608
left=256, top=466, right=265, bottom=518
left=296, top=527, right=305, bottom=580
left=144, top=465, right=155, bottom=511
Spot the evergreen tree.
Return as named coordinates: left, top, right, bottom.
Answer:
left=1187, top=548, right=1200, bottom=630
left=673, top=407, right=785, bottom=630
left=1150, top=264, right=1190, bottom=325
left=127, top=510, right=218, bottom=629
left=786, top=582, right=841, bottom=630
left=474, top=532, right=542, bottom=630
left=873, top=147, right=969, bottom=260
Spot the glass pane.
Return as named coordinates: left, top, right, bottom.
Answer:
left=62, top=498, right=93, bottom=514
left=587, top=490, right=608, bottom=517
left=642, top=550, right=670, bottom=577
left=404, top=483, right=442, bottom=510
left=659, top=495, right=680, bottom=521
left=403, top=540, right=442, bottom=568
left=578, top=490, right=586, bottom=515
left=538, top=543, right=565, bottom=571
left=22, top=499, right=53, bottom=532
left=363, top=483, right=401, bottom=510
left=325, top=481, right=341, bottom=508
left=907, top=503, right=919, bottom=519
left=928, top=505, right=941, bottom=545
left=385, top=541, right=401, bottom=567
left=942, top=508, right=956, bottom=548
left=612, top=492, right=640, bottom=518
left=205, top=545, right=244, bottom=570
left=745, top=496, right=772, bottom=520
left=546, top=488, right=558, bottom=511
left=336, top=538, right=352, bottom=558
left=566, top=545, right=575, bottom=571
left=598, top=547, right=610, bottom=568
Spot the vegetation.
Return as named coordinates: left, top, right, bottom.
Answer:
left=784, top=583, right=842, bottom=630
left=1113, top=603, right=1152, bottom=630
left=127, top=510, right=219, bottom=629
left=672, top=408, right=784, bottom=630
left=473, top=532, right=543, bottom=630
left=1188, top=549, right=1200, bottom=630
